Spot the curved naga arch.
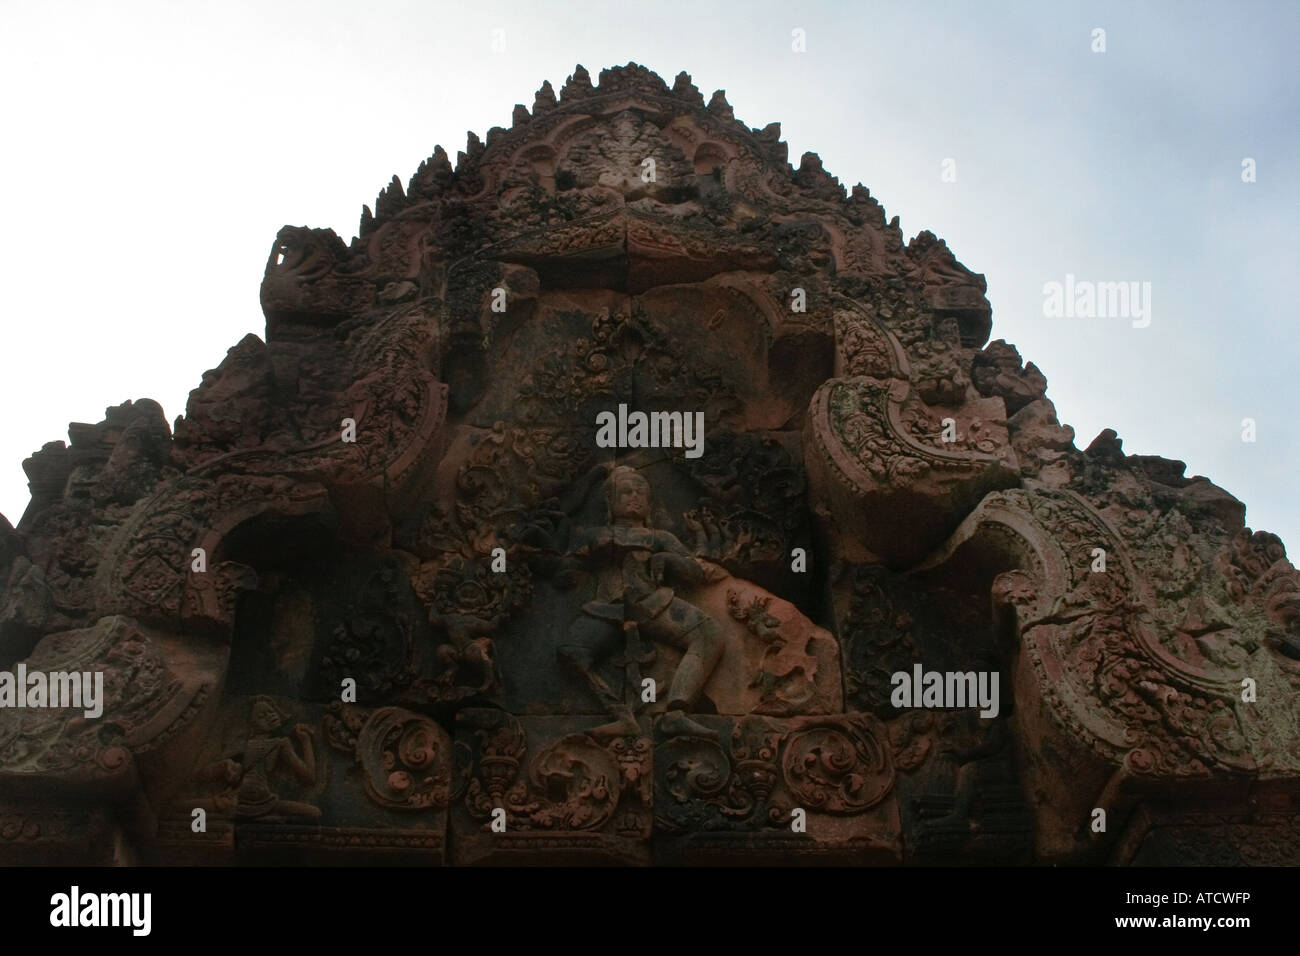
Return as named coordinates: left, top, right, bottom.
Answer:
left=914, top=484, right=1300, bottom=857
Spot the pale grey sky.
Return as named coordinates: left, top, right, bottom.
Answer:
left=1, top=0, right=1296, bottom=551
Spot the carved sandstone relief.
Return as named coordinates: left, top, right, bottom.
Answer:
left=1, top=63, right=1294, bottom=866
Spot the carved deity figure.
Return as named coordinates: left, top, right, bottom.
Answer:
left=558, top=466, right=724, bottom=739
left=197, top=696, right=321, bottom=821
left=923, top=656, right=1017, bottom=836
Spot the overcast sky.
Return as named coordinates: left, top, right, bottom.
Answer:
left=2, top=0, right=1296, bottom=553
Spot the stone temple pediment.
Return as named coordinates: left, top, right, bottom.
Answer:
left=1, top=63, right=1297, bottom=866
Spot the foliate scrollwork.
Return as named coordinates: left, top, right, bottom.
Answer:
left=839, top=567, right=921, bottom=715
left=967, top=488, right=1300, bottom=779
left=656, top=735, right=737, bottom=831
left=524, top=735, right=622, bottom=829
left=323, top=702, right=451, bottom=810
left=807, top=371, right=1019, bottom=569
left=782, top=719, right=893, bottom=813
left=676, top=431, right=807, bottom=570
left=451, top=421, right=593, bottom=554
left=318, top=564, right=417, bottom=702
left=653, top=714, right=893, bottom=833
left=515, top=306, right=741, bottom=426
left=1215, top=528, right=1300, bottom=649
left=458, top=711, right=648, bottom=833
left=833, top=309, right=900, bottom=379
left=0, top=616, right=196, bottom=781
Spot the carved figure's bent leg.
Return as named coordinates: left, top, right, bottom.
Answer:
left=643, top=598, right=724, bottom=738
left=559, top=613, right=638, bottom=736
